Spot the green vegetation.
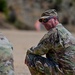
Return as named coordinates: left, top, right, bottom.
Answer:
left=54, top=0, right=62, bottom=11
left=55, top=0, right=62, bottom=4
left=0, top=0, right=8, bottom=15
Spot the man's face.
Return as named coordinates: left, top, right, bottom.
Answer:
left=41, top=18, right=56, bottom=31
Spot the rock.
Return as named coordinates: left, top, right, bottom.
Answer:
left=6, top=0, right=75, bottom=29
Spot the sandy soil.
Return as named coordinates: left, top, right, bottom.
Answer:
left=0, top=30, right=46, bottom=75
left=0, top=30, right=75, bottom=75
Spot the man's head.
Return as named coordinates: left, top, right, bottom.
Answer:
left=39, top=9, right=59, bottom=30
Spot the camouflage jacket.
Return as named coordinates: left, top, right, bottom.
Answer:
left=0, top=33, right=14, bottom=75
left=27, top=23, right=75, bottom=70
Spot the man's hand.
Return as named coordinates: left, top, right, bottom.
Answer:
left=25, top=46, right=35, bottom=65
left=26, top=46, right=35, bottom=55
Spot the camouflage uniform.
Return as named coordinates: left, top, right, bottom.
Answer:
left=25, top=9, right=75, bottom=75
left=25, top=24, right=75, bottom=75
left=0, top=33, right=14, bottom=75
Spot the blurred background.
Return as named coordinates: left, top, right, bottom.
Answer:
left=0, top=0, right=75, bottom=31
left=0, top=0, right=75, bottom=75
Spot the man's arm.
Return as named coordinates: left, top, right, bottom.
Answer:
left=27, top=36, right=52, bottom=55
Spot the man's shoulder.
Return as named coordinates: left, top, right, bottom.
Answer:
left=39, top=28, right=57, bottom=43
left=0, top=32, right=13, bottom=49
left=43, top=24, right=63, bottom=38
left=56, top=23, right=72, bottom=35
left=39, top=24, right=63, bottom=43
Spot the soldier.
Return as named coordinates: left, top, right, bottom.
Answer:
left=25, top=9, right=75, bottom=75
left=0, top=32, right=14, bottom=75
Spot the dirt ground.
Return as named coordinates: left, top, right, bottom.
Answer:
left=0, top=30, right=75, bottom=75
left=0, top=30, right=46, bottom=75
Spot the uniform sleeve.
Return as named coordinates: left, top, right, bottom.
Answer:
left=27, top=32, right=52, bottom=55
left=27, top=28, right=65, bottom=55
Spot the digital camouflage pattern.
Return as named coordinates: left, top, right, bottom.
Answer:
left=25, top=24, right=75, bottom=75
left=0, top=33, right=14, bottom=75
